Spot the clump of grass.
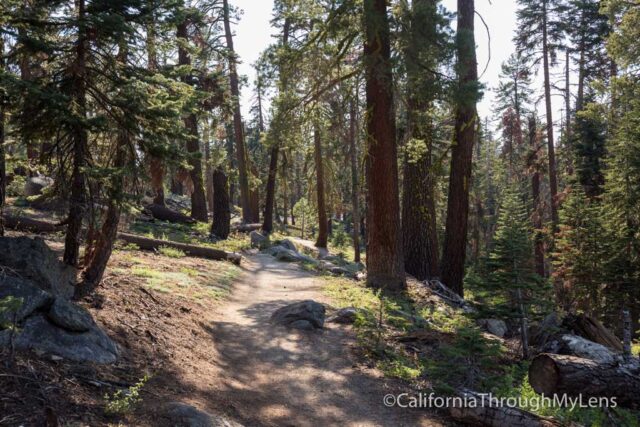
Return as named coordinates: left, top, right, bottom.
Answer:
left=132, top=267, right=163, bottom=279
left=158, top=246, right=186, bottom=258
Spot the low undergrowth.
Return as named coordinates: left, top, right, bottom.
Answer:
left=324, top=277, right=639, bottom=427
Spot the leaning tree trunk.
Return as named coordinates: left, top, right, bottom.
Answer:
left=177, top=19, right=208, bottom=222
left=223, top=0, right=252, bottom=223
left=314, top=122, right=328, bottom=249
left=542, top=0, right=559, bottom=230
left=76, top=43, right=131, bottom=299
left=363, top=0, right=405, bottom=291
left=529, top=353, right=640, bottom=408
left=348, top=96, right=361, bottom=263
left=263, top=18, right=290, bottom=235
left=441, top=0, right=479, bottom=296
left=78, top=137, right=128, bottom=298
left=211, top=167, right=231, bottom=240
left=64, top=0, right=89, bottom=267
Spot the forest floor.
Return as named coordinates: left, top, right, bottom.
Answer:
left=1, top=223, right=450, bottom=426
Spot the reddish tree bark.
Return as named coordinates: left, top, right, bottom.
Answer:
left=349, top=97, right=361, bottom=263
left=440, top=0, right=479, bottom=296
left=363, top=0, right=405, bottom=291
left=314, top=122, right=328, bottom=249
left=211, top=167, right=231, bottom=239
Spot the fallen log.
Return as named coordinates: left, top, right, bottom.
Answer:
left=448, top=390, right=565, bottom=427
left=563, top=314, right=623, bottom=352
left=144, top=204, right=195, bottom=224
left=117, top=232, right=241, bottom=265
left=3, top=215, right=64, bottom=233
left=233, top=223, right=262, bottom=233
left=529, top=353, right=640, bottom=408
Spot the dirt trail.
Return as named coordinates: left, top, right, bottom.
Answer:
left=200, top=253, right=448, bottom=427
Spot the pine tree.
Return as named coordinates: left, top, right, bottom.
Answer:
left=484, top=190, right=549, bottom=358
left=553, top=185, right=605, bottom=314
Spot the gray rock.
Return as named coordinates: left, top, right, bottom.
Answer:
left=250, top=231, right=267, bottom=248
left=279, top=239, right=298, bottom=253
left=270, top=300, right=325, bottom=329
left=14, top=314, right=118, bottom=364
left=47, top=298, right=94, bottom=332
left=478, top=319, right=508, bottom=338
left=162, top=402, right=241, bottom=427
left=0, top=237, right=76, bottom=299
left=289, top=320, right=315, bottom=330
left=328, top=307, right=359, bottom=324
left=24, top=176, right=53, bottom=197
left=274, top=248, right=303, bottom=262
left=0, top=275, right=53, bottom=324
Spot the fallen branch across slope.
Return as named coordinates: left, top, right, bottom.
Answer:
left=117, top=233, right=242, bottom=265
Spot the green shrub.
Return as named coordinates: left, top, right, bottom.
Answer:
left=105, top=375, right=149, bottom=416
left=7, top=176, right=26, bottom=197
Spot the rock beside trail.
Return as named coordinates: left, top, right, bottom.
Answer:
left=269, top=246, right=317, bottom=264
left=24, top=176, right=53, bottom=197
left=10, top=314, right=118, bottom=364
left=279, top=239, right=298, bottom=253
left=328, top=307, right=359, bottom=324
left=250, top=231, right=268, bottom=248
left=477, top=319, right=508, bottom=338
left=0, top=236, right=76, bottom=299
left=47, top=298, right=94, bottom=332
left=162, top=402, right=242, bottom=427
left=0, top=236, right=118, bottom=364
left=270, top=300, right=325, bottom=330
left=0, top=276, right=53, bottom=324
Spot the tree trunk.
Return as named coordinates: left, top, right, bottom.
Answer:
left=76, top=43, right=132, bottom=299
left=223, top=0, right=251, bottom=223
left=563, top=314, right=624, bottom=352
left=401, top=0, right=440, bottom=280
left=363, top=0, right=405, bottom=291
left=211, top=167, right=231, bottom=240
left=529, top=353, right=640, bottom=408
left=63, top=0, right=89, bottom=267
left=177, top=19, right=208, bottom=222
left=78, top=138, right=127, bottom=298
left=262, top=18, right=290, bottom=234
left=349, top=97, right=361, bottom=263
left=145, top=203, right=195, bottom=224
left=205, top=138, right=214, bottom=212
left=542, top=0, right=559, bottom=230
left=440, top=0, right=479, bottom=296
left=314, top=122, right=328, bottom=249
left=147, top=1, right=165, bottom=206
left=528, top=115, right=545, bottom=277
left=0, top=37, right=5, bottom=236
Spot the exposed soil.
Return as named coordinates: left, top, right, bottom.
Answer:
left=1, top=240, right=451, bottom=426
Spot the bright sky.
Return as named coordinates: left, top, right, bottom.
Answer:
left=231, top=0, right=563, bottom=134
